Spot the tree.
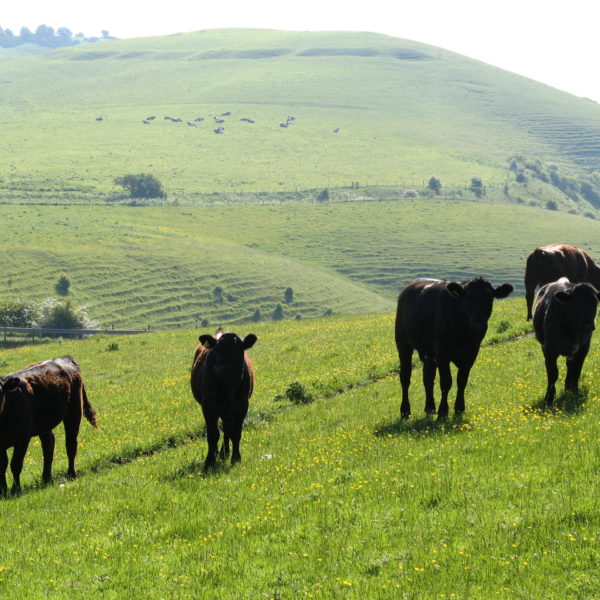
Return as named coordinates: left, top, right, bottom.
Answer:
left=316, top=188, right=329, bottom=203
left=284, top=287, right=294, bottom=303
left=272, top=304, right=284, bottom=321
left=55, top=274, right=71, bottom=296
left=39, top=299, right=96, bottom=330
left=469, top=177, right=484, bottom=198
left=114, top=173, right=166, bottom=199
left=19, top=27, right=34, bottom=43
left=427, top=176, right=442, bottom=195
left=0, top=299, right=40, bottom=327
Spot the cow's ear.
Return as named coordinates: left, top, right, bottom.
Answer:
left=555, top=291, right=572, bottom=303
left=446, top=282, right=464, bottom=297
left=2, top=377, right=20, bottom=392
left=199, top=334, right=217, bottom=348
left=243, top=334, right=257, bottom=350
left=494, top=283, right=514, bottom=299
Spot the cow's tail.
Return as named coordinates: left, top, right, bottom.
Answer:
left=82, top=382, right=99, bottom=429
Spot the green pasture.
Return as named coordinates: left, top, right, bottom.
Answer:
left=3, top=199, right=600, bottom=329
left=0, top=29, right=598, bottom=195
left=0, top=299, right=598, bottom=598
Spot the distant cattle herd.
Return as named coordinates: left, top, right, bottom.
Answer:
left=95, top=112, right=342, bottom=135
left=0, top=243, right=598, bottom=493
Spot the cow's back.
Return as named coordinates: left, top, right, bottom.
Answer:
left=526, top=244, right=592, bottom=287
left=1, top=356, right=84, bottom=441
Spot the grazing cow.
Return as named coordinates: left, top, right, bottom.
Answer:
left=524, top=244, right=600, bottom=320
left=395, top=278, right=513, bottom=418
left=0, top=356, right=98, bottom=494
left=533, top=278, right=600, bottom=405
left=190, top=329, right=257, bottom=471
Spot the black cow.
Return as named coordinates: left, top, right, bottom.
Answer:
left=190, top=329, right=257, bottom=471
left=0, top=356, right=98, bottom=494
left=533, top=277, right=600, bottom=405
left=395, top=278, right=513, bottom=418
left=524, top=244, right=600, bottom=320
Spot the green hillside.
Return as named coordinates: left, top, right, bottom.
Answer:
left=3, top=199, right=600, bottom=329
left=0, top=28, right=599, bottom=196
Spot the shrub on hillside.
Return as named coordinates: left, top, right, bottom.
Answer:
left=0, top=299, right=40, bottom=327
left=469, top=177, right=484, bottom=198
left=427, top=176, right=441, bottom=195
left=39, top=299, right=97, bottom=330
left=272, top=304, right=284, bottom=321
left=55, top=274, right=71, bottom=296
left=316, top=188, right=329, bottom=203
left=114, top=173, right=166, bottom=199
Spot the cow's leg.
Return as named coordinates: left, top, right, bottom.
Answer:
left=398, top=345, right=414, bottom=418
left=39, top=430, right=56, bottom=484
left=204, top=416, right=220, bottom=471
left=64, top=420, right=82, bottom=480
left=10, top=439, right=30, bottom=494
left=229, top=420, right=244, bottom=465
left=0, top=449, right=8, bottom=495
left=454, top=363, right=473, bottom=413
left=437, top=360, right=452, bottom=418
left=565, top=343, right=590, bottom=394
left=524, top=275, right=536, bottom=321
left=422, top=357, right=437, bottom=414
left=542, top=350, right=559, bottom=405
left=64, top=383, right=83, bottom=479
left=525, top=290, right=535, bottom=321
left=220, top=421, right=231, bottom=459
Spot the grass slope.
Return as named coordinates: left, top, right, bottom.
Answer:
left=3, top=200, right=600, bottom=328
left=0, top=300, right=597, bottom=598
left=0, top=29, right=598, bottom=195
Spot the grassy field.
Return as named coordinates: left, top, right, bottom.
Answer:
left=3, top=199, right=600, bottom=329
left=0, top=29, right=598, bottom=196
left=0, top=298, right=597, bottom=598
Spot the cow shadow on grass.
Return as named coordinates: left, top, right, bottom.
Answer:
left=166, top=456, right=235, bottom=481
left=528, top=387, right=588, bottom=416
left=374, top=412, right=470, bottom=439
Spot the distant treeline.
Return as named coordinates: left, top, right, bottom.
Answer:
left=0, top=25, right=115, bottom=48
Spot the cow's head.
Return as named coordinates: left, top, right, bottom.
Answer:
left=199, top=331, right=257, bottom=381
left=555, top=282, right=600, bottom=339
left=0, top=376, right=20, bottom=414
left=447, top=278, right=514, bottom=335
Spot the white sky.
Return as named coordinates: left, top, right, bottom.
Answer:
left=3, top=0, right=600, bottom=103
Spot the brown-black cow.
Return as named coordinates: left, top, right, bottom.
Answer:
left=0, top=356, right=98, bottom=494
left=395, top=278, right=513, bottom=419
left=190, top=329, right=257, bottom=472
left=533, top=277, right=600, bottom=405
left=524, top=244, right=600, bottom=321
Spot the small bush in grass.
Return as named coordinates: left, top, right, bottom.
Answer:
left=496, top=320, right=511, bottom=334
left=275, top=381, right=314, bottom=405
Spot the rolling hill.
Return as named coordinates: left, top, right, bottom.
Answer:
left=3, top=200, right=600, bottom=329
left=1, top=29, right=600, bottom=329
left=0, top=28, right=598, bottom=196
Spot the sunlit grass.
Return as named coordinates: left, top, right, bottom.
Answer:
left=0, top=305, right=597, bottom=597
